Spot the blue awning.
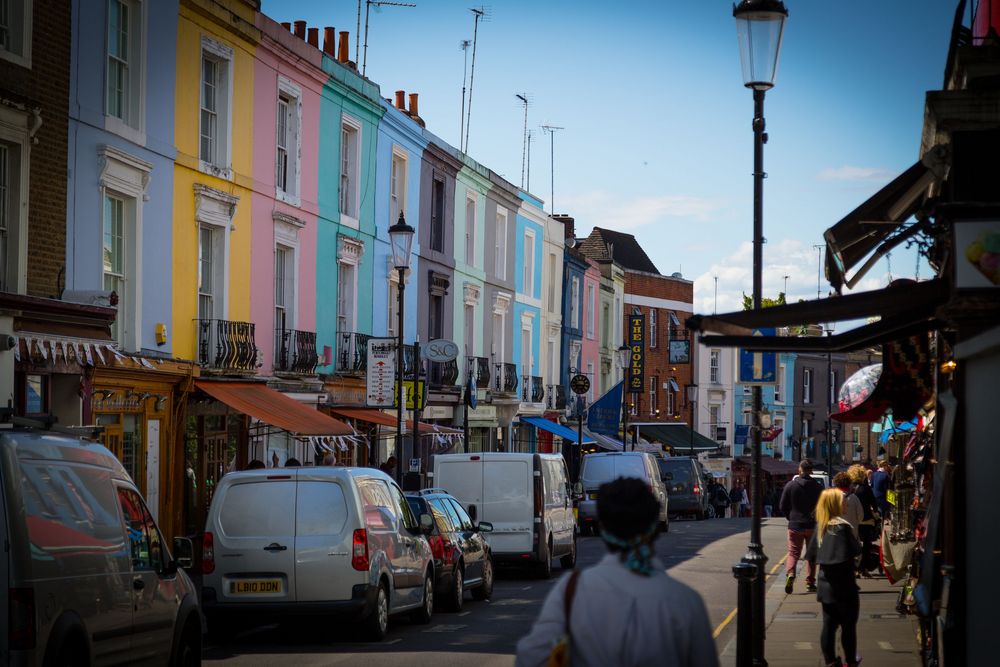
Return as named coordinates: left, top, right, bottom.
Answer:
left=521, top=416, right=594, bottom=444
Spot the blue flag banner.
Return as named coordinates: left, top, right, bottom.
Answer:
left=588, top=381, right=623, bottom=437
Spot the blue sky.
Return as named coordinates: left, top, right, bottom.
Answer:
left=263, top=0, right=956, bottom=318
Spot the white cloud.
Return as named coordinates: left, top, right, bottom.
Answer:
left=817, top=165, right=894, bottom=182
left=560, top=190, right=724, bottom=232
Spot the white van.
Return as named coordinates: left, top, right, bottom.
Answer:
left=430, top=453, right=575, bottom=578
left=0, top=425, right=201, bottom=666
left=202, top=467, right=435, bottom=641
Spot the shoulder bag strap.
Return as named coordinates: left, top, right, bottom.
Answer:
left=563, top=570, right=582, bottom=626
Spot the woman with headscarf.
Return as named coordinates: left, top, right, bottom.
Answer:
left=805, top=488, right=863, bottom=667
left=515, top=477, right=718, bottom=667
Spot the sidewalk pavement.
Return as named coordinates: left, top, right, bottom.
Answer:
left=721, top=558, right=921, bottom=666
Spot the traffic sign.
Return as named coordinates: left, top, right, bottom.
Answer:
left=570, top=374, right=590, bottom=395
left=366, top=338, right=396, bottom=407
left=738, top=328, right=777, bottom=384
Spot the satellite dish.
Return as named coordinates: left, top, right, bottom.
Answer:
left=565, top=237, right=578, bottom=248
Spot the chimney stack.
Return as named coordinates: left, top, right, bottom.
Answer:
left=338, top=31, right=349, bottom=64
left=552, top=214, right=576, bottom=239
left=322, top=27, right=336, bottom=56
left=394, top=90, right=406, bottom=111
left=280, top=22, right=291, bottom=32
left=307, top=27, right=319, bottom=48
left=408, top=93, right=419, bottom=119
left=293, top=20, right=306, bottom=39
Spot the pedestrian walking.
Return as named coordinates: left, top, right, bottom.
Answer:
left=805, top=488, right=863, bottom=667
left=871, top=460, right=891, bottom=517
left=379, top=456, right=397, bottom=477
left=848, top=464, right=880, bottom=575
left=779, top=459, right=823, bottom=594
left=729, top=482, right=743, bottom=518
left=832, top=472, right=864, bottom=537
left=711, top=483, right=730, bottom=519
left=515, top=477, right=719, bottom=667
left=739, top=485, right=750, bottom=518
left=763, top=485, right=774, bottom=518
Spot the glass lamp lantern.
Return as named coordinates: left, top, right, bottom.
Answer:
left=733, top=0, right=788, bottom=90
left=616, top=344, right=630, bottom=370
left=388, top=212, right=415, bottom=270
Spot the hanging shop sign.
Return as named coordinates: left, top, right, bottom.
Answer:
left=570, top=374, right=590, bottom=395
left=738, top=328, right=777, bottom=384
left=423, top=339, right=459, bottom=363
left=366, top=338, right=396, bottom=407
left=628, top=313, right=645, bottom=394
left=668, top=338, right=690, bottom=364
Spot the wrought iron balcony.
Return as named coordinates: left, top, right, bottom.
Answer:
left=197, top=319, right=259, bottom=374
left=494, top=362, right=518, bottom=395
left=335, top=331, right=370, bottom=375
left=547, top=384, right=567, bottom=410
left=429, top=359, right=459, bottom=387
left=471, top=356, right=491, bottom=389
left=275, top=328, right=318, bottom=375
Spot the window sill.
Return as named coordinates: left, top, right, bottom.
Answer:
left=105, top=116, right=146, bottom=147
left=199, top=161, right=232, bottom=181
left=276, top=189, right=301, bottom=207
left=340, top=213, right=359, bottom=230
left=0, top=50, right=31, bottom=69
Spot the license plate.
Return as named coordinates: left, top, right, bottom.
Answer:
left=229, top=579, right=282, bottom=595
left=589, top=493, right=599, bottom=500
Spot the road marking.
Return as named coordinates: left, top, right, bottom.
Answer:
left=521, top=585, right=532, bottom=590
left=879, top=641, right=894, bottom=650
left=383, top=639, right=401, bottom=645
left=422, top=624, right=467, bottom=633
left=712, top=553, right=789, bottom=639
left=794, top=641, right=812, bottom=650
left=458, top=611, right=471, bottom=616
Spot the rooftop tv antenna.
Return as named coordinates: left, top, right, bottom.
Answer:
left=362, top=1, right=416, bottom=77
left=541, top=124, right=564, bottom=213
left=515, top=93, right=531, bottom=189
left=526, top=129, right=533, bottom=192
left=459, top=39, right=472, bottom=143
left=463, top=6, right=491, bottom=153
left=813, top=244, right=824, bottom=299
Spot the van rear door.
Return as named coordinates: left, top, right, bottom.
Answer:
left=214, top=474, right=297, bottom=603
left=482, top=459, right=532, bottom=555
left=293, top=476, right=356, bottom=601
left=432, top=457, right=484, bottom=521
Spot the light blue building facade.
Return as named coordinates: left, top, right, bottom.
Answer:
left=511, top=193, right=546, bottom=451
left=733, top=350, right=797, bottom=460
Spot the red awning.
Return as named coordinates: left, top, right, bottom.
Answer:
left=328, top=407, right=460, bottom=433
left=195, top=381, right=353, bottom=436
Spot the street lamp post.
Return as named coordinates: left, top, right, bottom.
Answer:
left=389, top=212, right=415, bottom=488
left=616, top=344, right=630, bottom=451
left=685, top=382, right=698, bottom=457
left=732, top=2, right=787, bottom=666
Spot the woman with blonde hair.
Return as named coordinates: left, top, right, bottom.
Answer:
left=806, top=488, right=863, bottom=667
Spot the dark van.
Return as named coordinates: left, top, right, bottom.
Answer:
left=657, top=456, right=711, bottom=520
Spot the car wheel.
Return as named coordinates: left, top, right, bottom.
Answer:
left=472, top=556, right=494, bottom=601
left=360, top=582, right=390, bottom=641
left=411, top=573, right=434, bottom=624
left=49, top=634, right=87, bottom=667
left=560, top=535, right=577, bottom=569
left=446, top=566, right=464, bottom=612
left=538, top=538, right=553, bottom=579
left=173, top=620, right=201, bottom=667
left=706, top=505, right=716, bottom=519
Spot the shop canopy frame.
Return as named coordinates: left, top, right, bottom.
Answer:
left=519, top=416, right=595, bottom=444
left=634, top=422, right=721, bottom=453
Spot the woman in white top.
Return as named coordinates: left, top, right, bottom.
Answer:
left=515, top=478, right=719, bottom=667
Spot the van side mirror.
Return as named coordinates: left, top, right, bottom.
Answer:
left=468, top=504, right=477, bottom=523
left=172, top=537, right=194, bottom=570
left=419, top=513, right=434, bottom=535
left=476, top=521, right=493, bottom=533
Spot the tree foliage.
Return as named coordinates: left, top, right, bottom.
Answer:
left=741, top=292, right=786, bottom=311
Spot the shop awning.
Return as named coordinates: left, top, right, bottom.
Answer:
left=734, top=456, right=800, bottom=477
left=520, top=416, right=595, bottom=444
left=195, top=381, right=353, bottom=436
left=328, top=407, right=460, bottom=434
left=636, top=423, right=721, bottom=452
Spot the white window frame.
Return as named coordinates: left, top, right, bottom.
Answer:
left=710, top=349, right=720, bottom=384
left=522, top=229, right=535, bottom=297
left=273, top=212, right=304, bottom=336
left=275, top=76, right=302, bottom=205
left=104, top=0, right=146, bottom=143
left=336, top=235, right=364, bottom=332
left=586, top=283, right=595, bottom=338
left=520, top=320, right=532, bottom=379
left=274, top=244, right=294, bottom=336
left=709, top=405, right=721, bottom=439
left=547, top=252, right=556, bottom=313
left=98, top=145, right=151, bottom=351
left=775, top=362, right=784, bottom=403
left=649, top=309, right=657, bottom=348
left=803, top=368, right=813, bottom=403
left=569, top=276, right=580, bottom=329
left=199, top=36, right=233, bottom=179
left=0, top=105, right=30, bottom=295
left=464, top=193, right=476, bottom=267
left=649, top=376, right=658, bottom=415
left=666, top=383, right=675, bottom=416
left=194, top=184, right=238, bottom=321
left=0, top=0, right=31, bottom=68
left=462, top=282, right=480, bottom=356
left=390, top=146, right=407, bottom=227
left=491, top=291, right=511, bottom=363
left=829, top=369, right=838, bottom=406
left=494, top=208, right=507, bottom=280
left=339, top=114, right=361, bottom=228
left=586, top=361, right=594, bottom=402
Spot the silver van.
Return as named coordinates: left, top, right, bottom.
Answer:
left=201, top=467, right=435, bottom=641
left=577, top=452, right=669, bottom=534
left=0, top=425, right=201, bottom=666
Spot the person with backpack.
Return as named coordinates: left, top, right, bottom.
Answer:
left=515, top=478, right=718, bottom=667
left=779, top=459, right=824, bottom=594
left=848, top=464, right=880, bottom=574
left=729, top=482, right=744, bottom=518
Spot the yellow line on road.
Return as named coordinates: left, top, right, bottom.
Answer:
left=712, top=553, right=788, bottom=639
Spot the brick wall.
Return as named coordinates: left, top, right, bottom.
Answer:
left=0, top=1, right=71, bottom=298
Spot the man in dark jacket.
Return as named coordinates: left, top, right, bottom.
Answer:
left=779, top=459, right=823, bottom=594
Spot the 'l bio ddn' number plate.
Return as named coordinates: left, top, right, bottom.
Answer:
left=230, top=579, right=282, bottom=595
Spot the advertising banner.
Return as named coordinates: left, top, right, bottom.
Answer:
left=588, top=381, right=624, bottom=437
left=628, top=313, right=645, bottom=394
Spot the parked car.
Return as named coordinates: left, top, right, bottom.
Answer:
left=405, top=489, right=494, bottom=611
left=0, top=423, right=202, bottom=666
left=429, top=452, right=575, bottom=578
left=657, top=456, right=711, bottom=520
left=577, top=452, right=669, bottom=534
left=201, top=467, right=435, bottom=641
left=810, top=472, right=831, bottom=488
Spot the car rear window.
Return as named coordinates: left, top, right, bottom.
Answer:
left=659, top=460, right=694, bottom=484
left=582, top=456, right=648, bottom=485
left=218, top=481, right=295, bottom=538
left=295, top=481, right=348, bottom=536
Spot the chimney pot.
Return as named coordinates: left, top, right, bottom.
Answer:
left=281, top=22, right=292, bottom=31
left=322, top=27, right=336, bottom=55
left=293, top=20, right=306, bottom=39
left=394, top=90, right=406, bottom=111
left=307, top=27, right=319, bottom=47
left=408, top=93, right=419, bottom=118
left=338, top=31, right=349, bottom=63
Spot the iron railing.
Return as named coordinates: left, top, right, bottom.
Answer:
left=494, top=362, right=518, bottom=394
left=275, top=328, right=318, bottom=375
left=471, top=356, right=491, bottom=389
left=531, top=376, right=545, bottom=403
left=429, top=359, right=459, bottom=387
left=197, top=319, right=259, bottom=373
left=335, top=331, right=371, bottom=374
left=547, top=384, right=567, bottom=410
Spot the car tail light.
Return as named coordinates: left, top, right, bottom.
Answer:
left=693, top=485, right=701, bottom=495
left=9, top=588, right=36, bottom=650
left=352, top=529, right=369, bottom=571
left=202, top=532, right=215, bottom=574
left=428, top=534, right=445, bottom=561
